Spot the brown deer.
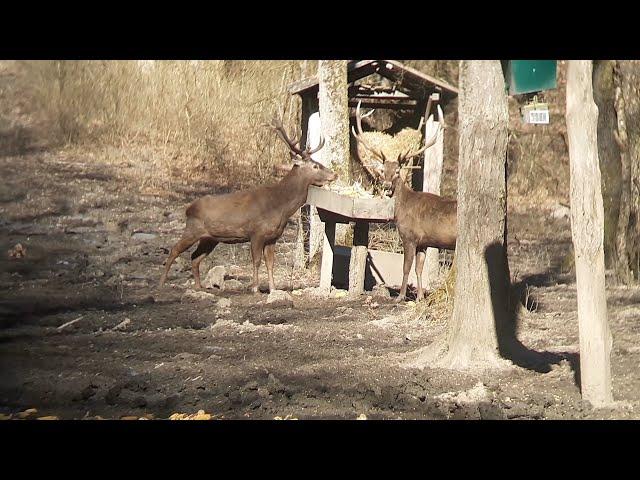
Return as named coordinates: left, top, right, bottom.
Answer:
left=352, top=101, right=457, bottom=301
left=159, top=118, right=337, bottom=293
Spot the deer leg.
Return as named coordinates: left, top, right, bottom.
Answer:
left=396, top=241, right=416, bottom=302
left=191, top=238, right=218, bottom=290
left=263, top=242, right=277, bottom=293
left=250, top=237, right=264, bottom=294
left=159, top=232, right=201, bottom=288
left=415, top=249, right=426, bottom=301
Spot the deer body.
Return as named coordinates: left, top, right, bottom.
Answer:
left=159, top=119, right=336, bottom=293
left=391, top=173, right=457, bottom=301
left=351, top=100, right=457, bottom=301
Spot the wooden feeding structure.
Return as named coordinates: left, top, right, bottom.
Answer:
left=288, top=60, right=459, bottom=295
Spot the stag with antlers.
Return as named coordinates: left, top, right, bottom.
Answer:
left=352, top=101, right=457, bottom=301
left=159, top=118, right=337, bottom=293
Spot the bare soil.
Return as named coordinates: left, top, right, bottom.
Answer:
left=1, top=61, right=639, bottom=420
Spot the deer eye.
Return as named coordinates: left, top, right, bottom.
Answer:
left=313, top=164, right=319, bottom=169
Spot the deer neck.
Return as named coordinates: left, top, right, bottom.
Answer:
left=392, top=177, right=412, bottom=214
left=277, top=168, right=313, bottom=216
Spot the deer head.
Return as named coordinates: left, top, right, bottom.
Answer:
left=351, top=100, right=443, bottom=195
left=266, top=117, right=337, bottom=187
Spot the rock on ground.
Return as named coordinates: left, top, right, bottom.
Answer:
left=181, top=289, right=218, bottom=303
left=203, top=266, right=227, bottom=289
left=266, top=290, right=294, bottom=307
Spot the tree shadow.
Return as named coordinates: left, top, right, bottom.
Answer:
left=485, top=242, right=581, bottom=390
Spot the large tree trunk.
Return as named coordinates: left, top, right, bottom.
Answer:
left=308, top=61, right=350, bottom=262
left=566, top=60, right=613, bottom=407
left=405, top=60, right=511, bottom=370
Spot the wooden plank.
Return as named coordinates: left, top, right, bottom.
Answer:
left=352, top=196, right=395, bottom=221
left=319, top=221, right=336, bottom=292
left=381, top=60, right=459, bottom=95
left=306, top=186, right=395, bottom=222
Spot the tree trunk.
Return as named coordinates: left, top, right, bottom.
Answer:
left=592, top=60, right=621, bottom=269
left=566, top=60, right=613, bottom=407
left=615, top=61, right=640, bottom=282
left=309, top=61, right=350, bottom=262
left=405, top=60, right=511, bottom=371
left=318, top=60, right=350, bottom=179
left=593, top=60, right=640, bottom=284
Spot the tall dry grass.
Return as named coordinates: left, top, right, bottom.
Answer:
left=18, top=60, right=314, bottom=189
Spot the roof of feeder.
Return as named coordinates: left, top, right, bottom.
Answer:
left=287, top=60, right=459, bottom=103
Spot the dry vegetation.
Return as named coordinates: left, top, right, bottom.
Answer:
left=15, top=60, right=315, bottom=190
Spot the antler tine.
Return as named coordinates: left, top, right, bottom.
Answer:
left=306, top=134, right=325, bottom=156
left=267, top=116, right=305, bottom=155
left=400, top=106, right=445, bottom=163
left=361, top=107, right=375, bottom=119
left=351, top=100, right=386, bottom=163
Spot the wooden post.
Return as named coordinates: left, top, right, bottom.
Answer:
left=295, top=94, right=315, bottom=269
left=349, top=221, right=369, bottom=297
left=319, top=220, right=336, bottom=292
left=308, top=110, right=326, bottom=262
left=422, top=94, right=444, bottom=290
left=566, top=60, right=614, bottom=407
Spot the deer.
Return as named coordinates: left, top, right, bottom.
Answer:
left=352, top=100, right=457, bottom=302
left=159, top=118, right=338, bottom=293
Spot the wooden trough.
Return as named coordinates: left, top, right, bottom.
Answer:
left=307, top=186, right=431, bottom=295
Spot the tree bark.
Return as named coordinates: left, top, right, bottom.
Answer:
left=309, top=61, right=350, bottom=262
left=318, top=60, right=350, bottom=179
left=566, top=60, right=613, bottom=407
left=616, top=61, right=640, bottom=282
left=592, top=60, right=621, bottom=269
left=405, top=60, right=511, bottom=371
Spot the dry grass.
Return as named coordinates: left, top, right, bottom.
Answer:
left=17, top=60, right=312, bottom=189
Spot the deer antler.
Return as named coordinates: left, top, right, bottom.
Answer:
left=398, top=104, right=444, bottom=165
left=266, top=116, right=325, bottom=157
left=351, top=100, right=386, bottom=163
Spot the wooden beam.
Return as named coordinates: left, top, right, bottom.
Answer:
left=288, top=60, right=379, bottom=96
left=348, top=98, right=418, bottom=110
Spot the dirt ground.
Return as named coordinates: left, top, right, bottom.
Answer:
left=1, top=62, right=639, bottom=420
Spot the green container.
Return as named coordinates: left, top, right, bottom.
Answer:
left=503, top=60, right=557, bottom=95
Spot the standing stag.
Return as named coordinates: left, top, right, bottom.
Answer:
left=352, top=101, right=457, bottom=301
left=159, top=118, right=337, bottom=293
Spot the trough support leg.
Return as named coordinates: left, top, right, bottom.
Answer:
left=349, top=221, right=369, bottom=297
left=319, top=220, right=336, bottom=293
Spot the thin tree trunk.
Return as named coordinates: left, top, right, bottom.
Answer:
left=566, top=60, right=613, bottom=407
left=592, top=60, right=621, bottom=269
left=405, top=60, right=510, bottom=371
left=617, top=61, right=640, bottom=282
left=613, top=63, right=632, bottom=284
